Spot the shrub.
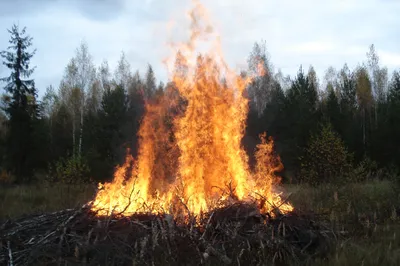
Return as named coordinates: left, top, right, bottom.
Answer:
left=300, top=123, right=353, bottom=186
left=48, top=155, right=91, bottom=184
left=349, top=155, right=379, bottom=182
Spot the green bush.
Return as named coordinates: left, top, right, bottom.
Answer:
left=349, top=156, right=378, bottom=182
left=300, top=123, right=353, bottom=185
left=48, top=155, right=91, bottom=184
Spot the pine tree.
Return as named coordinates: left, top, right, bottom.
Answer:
left=325, top=84, right=341, bottom=134
left=0, top=24, right=38, bottom=182
left=386, top=71, right=400, bottom=167
left=284, top=66, right=320, bottom=174
left=92, top=85, right=128, bottom=181
left=145, top=64, right=156, bottom=100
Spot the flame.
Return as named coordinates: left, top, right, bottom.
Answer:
left=91, top=0, right=293, bottom=217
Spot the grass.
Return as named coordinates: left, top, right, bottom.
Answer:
left=287, top=180, right=400, bottom=265
left=1, top=179, right=400, bottom=265
left=0, top=182, right=96, bottom=221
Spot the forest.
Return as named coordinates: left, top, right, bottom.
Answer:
left=1, top=24, right=399, bottom=186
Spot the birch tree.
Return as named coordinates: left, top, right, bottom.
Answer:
left=247, top=41, right=274, bottom=116
left=114, top=52, right=131, bottom=90
left=60, top=41, right=96, bottom=155
left=355, top=66, right=373, bottom=149
left=366, top=45, right=389, bottom=128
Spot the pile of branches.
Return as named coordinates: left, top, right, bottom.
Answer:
left=1, top=203, right=335, bottom=265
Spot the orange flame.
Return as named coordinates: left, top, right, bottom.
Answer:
left=91, top=0, right=293, bottom=217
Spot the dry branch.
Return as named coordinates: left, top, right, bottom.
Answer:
left=1, top=203, right=334, bottom=266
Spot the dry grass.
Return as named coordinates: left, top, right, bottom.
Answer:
left=287, top=180, right=400, bottom=266
left=0, top=183, right=96, bottom=221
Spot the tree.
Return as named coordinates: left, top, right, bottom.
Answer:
left=60, top=41, right=96, bottom=156
left=325, top=84, right=342, bottom=134
left=0, top=24, right=38, bottom=182
left=355, top=66, right=373, bottom=151
left=88, top=85, right=128, bottom=181
left=255, top=81, right=288, bottom=173
left=339, top=64, right=357, bottom=113
left=323, top=66, right=337, bottom=91
left=282, top=66, right=320, bottom=176
left=86, top=79, right=102, bottom=114
left=42, top=86, right=58, bottom=120
left=156, top=81, right=165, bottom=97
left=300, top=123, right=353, bottom=185
left=98, top=60, right=111, bottom=91
left=126, top=70, right=145, bottom=156
left=0, top=107, right=7, bottom=170
left=386, top=70, right=400, bottom=167
left=247, top=41, right=274, bottom=116
left=144, top=64, right=156, bottom=100
left=41, top=86, right=59, bottom=159
left=50, top=102, right=73, bottom=160
left=366, top=44, right=388, bottom=103
left=366, top=44, right=388, bottom=127
left=114, top=52, right=131, bottom=91
left=274, top=69, right=291, bottom=91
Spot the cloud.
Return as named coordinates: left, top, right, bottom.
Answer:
left=284, top=42, right=336, bottom=54
left=0, top=0, right=399, bottom=97
left=0, top=0, right=126, bottom=21
left=380, top=51, right=400, bottom=68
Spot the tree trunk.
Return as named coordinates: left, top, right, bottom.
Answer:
left=72, top=114, right=76, bottom=155
left=78, top=99, right=84, bottom=156
left=363, top=108, right=366, bottom=150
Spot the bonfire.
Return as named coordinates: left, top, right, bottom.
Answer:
left=91, top=0, right=292, bottom=219
left=1, top=1, right=333, bottom=265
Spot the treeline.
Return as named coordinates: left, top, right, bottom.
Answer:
left=1, top=25, right=400, bottom=185
left=246, top=42, right=400, bottom=184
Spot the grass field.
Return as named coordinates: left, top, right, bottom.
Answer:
left=0, top=183, right=96, bottom=220
left=1, top=180, right=400, bottom=265
left=288, top=180, right=400, bottom=265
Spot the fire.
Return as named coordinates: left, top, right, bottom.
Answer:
left=91, top=0, right=293, bottom=217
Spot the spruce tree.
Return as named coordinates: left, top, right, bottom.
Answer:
left=0, top=24, right=38, bottom=182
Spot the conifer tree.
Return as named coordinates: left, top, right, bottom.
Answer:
left=0, top=24, right=38, bottom=182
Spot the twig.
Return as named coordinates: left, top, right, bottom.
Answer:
left=200, top=211, right=214, bottom=240
left=177, top=196, right=193, bottom=225
left=117, top=186, right=137, bottom=216
left=7, top=241, right=13, bottom=266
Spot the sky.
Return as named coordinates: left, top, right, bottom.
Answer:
left=0, top=0, right=399, bottom=98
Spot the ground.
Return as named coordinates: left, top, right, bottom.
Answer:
left=1, top=180, right=400, bottom=265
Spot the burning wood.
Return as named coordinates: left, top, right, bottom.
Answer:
left=91, top=0, right=292, bottom=219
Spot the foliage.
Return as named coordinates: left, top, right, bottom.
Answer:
left=300, top=124, right=353, bottom=185
left=0, top=24, right=39, bottom=183
left=49, top=155, right=91, bottom=184
left=349, top=156, right=379, bottom=182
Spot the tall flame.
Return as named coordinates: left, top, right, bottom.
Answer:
left=92, top=0, right=293, bottom=217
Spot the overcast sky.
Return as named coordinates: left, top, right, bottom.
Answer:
left=0, top=0, right=399, bottom=97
